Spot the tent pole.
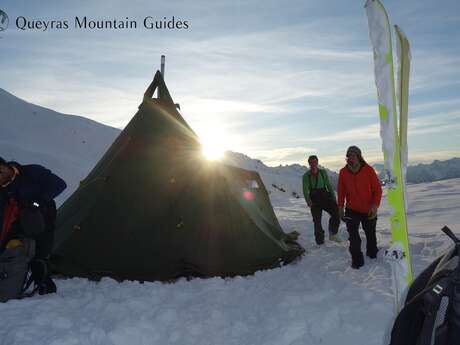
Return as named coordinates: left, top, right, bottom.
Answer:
left=161, top=55, right=165, bottom=78
left=158, top=55, right=165, bottom=99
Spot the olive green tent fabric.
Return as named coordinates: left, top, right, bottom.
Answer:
left=51, top=71, right=304, bottom=281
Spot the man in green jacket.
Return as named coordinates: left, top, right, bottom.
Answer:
left=302, top=155, right=341, bottom=245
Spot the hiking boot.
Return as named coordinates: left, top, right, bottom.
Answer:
left=351, top=262, right=364, bottom=269
left=351, top=254, right=364, bottom=269
left=314, top=231, right=325, bottom=245
left=329, top=234, right=343, bottom=243
left=315, top=238, right=325, bottom=245
left=38, top=276, right=57, bottom=295
left=366, top=248, right=379, bottom=259
left=366, top=249, right=378, bottom=259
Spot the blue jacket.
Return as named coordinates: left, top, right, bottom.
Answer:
left=0, top=162, right=67, bottom=213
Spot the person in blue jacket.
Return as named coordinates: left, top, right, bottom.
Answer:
left=0, top=157, right=66, bottom=294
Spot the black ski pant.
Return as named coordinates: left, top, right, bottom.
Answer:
left=310, top=197, right=340, bottom=244
left=344, top=208, right=378, bottom=263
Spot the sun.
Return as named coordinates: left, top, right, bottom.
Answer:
left=196, top=123, right=243, bottom=161
left=202, top=145, right=225, bottom=160
left=199, top=130, right=228, bottom=161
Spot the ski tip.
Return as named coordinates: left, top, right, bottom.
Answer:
left=394, top=25, right=408, bottom=38
left=364, top=0, right=374, bottom=9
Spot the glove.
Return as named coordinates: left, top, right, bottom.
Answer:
left=368, top=204, right=378, bottom=219
left=307, top=199, right=312, bottom=207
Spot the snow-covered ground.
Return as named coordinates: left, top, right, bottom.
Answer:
left=2, top=177, right=459, bottom=345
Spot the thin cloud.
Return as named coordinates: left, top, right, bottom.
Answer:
left=411, top=99, right=460, bottom=114
left=308, top=123, right=380, bottom=142
left=181, top=97, right=280, bottom=115
left=253, top=146, right=317, bottom=164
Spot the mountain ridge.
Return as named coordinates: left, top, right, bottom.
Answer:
left=1, top=87, right=459, bottom=203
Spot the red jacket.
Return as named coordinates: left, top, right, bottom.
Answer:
left=338, top=163, right=382, bottom=213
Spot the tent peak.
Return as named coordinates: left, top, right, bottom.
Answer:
left=143, top=70, right=175, bottom=105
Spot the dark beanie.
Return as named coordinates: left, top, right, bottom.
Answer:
left=0, top=157, right=6, bottom=165
left=346, top=146, right=362, bottom=157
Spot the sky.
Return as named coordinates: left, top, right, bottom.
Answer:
left=1, top=0, right=459, bottom=170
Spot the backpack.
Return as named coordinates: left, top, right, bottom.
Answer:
left=0, top=238, right=35, bottom=302
left=390, top=226, right=460, bottom=345
left=0, top=198, right=57, bottom=302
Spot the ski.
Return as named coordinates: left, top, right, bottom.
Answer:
left=365, top=0, right=414, bottom=313
left=395, top=25, right=410, bottom=190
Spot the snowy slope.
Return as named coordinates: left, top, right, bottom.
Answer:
left=0, top=88, right=120, bottom=203
left=406, top=158, right=460, bottom=183
left=374, top=158, right=460, bottom=184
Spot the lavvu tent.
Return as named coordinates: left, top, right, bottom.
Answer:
left=51, top=71, right=304, bottom=281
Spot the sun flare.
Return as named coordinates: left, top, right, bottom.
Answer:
left=202, top=145, right=225, bottom=160
left=200, top=130, right=228, bottom=161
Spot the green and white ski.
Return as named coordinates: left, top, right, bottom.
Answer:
left=395, top=25, right=410, bottom=192
left=365, top=0, right=413, bottom=313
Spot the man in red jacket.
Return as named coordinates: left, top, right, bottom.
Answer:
left=337, top=146, right=382, bottom=269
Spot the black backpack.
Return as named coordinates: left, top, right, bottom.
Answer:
left=0, top=239, right=57, bottom=303
left=390, top=226, right=460, bottom=345
left=0, top=238, right=35, bottom=302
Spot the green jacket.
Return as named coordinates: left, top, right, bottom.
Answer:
left=302, top=168, right=335, bottom=203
